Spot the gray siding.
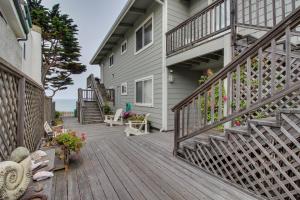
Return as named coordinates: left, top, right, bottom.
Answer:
left=189, top=0, right=208, bottom=16
left=167, top=0, right=189, bottom=31
left=167, top=0, right=209, bottom=31
left=0, top=17, right=22, bottom=69
left=102, top=3, right=163, bottom=129
left=167, top=68, right=201, bottom=130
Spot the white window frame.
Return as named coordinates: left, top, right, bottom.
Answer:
left=121, top=40, right=127, bottom=55
left=134, top=14, right=154, bottom=55
left=109, top=53, right=114, bottom=68
left=121, top=82, right=128, bottom=96
left=134, top=75, right=154, bottom=107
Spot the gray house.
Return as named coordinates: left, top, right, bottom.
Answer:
left=90, top=0, right=293, bottom=131
left=90, top=0, right=224, bottom=131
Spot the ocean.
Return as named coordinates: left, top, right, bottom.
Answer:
left=54, top=99, right=77, bottom=112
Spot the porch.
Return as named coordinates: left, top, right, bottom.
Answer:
left=52, top=117, right=259, bottom=200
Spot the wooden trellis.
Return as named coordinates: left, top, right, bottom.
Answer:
left=0, top=58, right=44, bottom=161
left=181, top=110, right=300, bottom=200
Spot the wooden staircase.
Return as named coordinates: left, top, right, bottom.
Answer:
left=77, top=74, right=106, bottom=124
left=178, top=109, right=300, bottom=200
left=82, top=101, right=103, bottom=124
left=172, top=5, right=300, bottom=200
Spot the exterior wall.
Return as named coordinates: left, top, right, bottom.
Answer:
left=101, top=3, right=163, bottom=129
left=167, top=0, right=209, bottom=31
left=20, top=26, right=42, bottom=85
left=167, top=0, right=189, bottom=31
left=189, top=0, right=208, bottom=16
left=0, top=15, right=22, bottom=69
left=167, top=68, right=201, bottom=130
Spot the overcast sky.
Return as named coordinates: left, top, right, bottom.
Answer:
left=43, top=0, right=127, bottom=99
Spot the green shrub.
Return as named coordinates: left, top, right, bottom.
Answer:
left=74, top=108, right=77, bottom=117
left=103, top=103, right=112, bottom=115
left=55, top=133, right=84, bottom=152
left=55, top=111, right=61, bottom=119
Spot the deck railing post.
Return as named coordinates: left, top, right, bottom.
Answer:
left=230, top=0, right=237, bottom=57
left=17, top=77, right=26, bottom=146
left=173, top=109, right=180, bottom=156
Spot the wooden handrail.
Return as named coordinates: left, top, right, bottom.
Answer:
left=166, top=0, right=299, bottom=56
left=172, top=6, right=300, bottom=147
left=172, top=6, right=300, bottom=111
left=165, top=0, right=226, bottom=35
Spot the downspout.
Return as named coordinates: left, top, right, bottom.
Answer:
left=156, top=0, right=168, bottom=132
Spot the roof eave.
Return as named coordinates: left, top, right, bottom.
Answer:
left=90, top=0, right=136, bottom=65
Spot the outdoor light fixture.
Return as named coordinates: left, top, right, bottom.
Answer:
left=168, top=69, right=174, bottom=83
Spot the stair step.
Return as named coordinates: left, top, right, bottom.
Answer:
left=182, top=141, right=196, bottom=151
left=280, top=108, right=300, bottom=114
left=225, top=126, right=249, bottom=136
left=193, top=138, right=210, bottom=147
left=210, top=135, right=227, bottom=142
left=249, top=117, right=280, bottom=127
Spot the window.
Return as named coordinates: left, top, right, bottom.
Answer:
left=135, top=15, right=153, bottom=54
left=135, top=76, right=153, bottom=107
left=121, top=82, right=127, bottom=95
left=121, top=40, right=127, bottom=55
left=109, top=54, right=114, bottom=67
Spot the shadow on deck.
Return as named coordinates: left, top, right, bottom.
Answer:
left=52, top=118, right=259, bottom=200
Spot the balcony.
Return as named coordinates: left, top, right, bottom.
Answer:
left=166, top=0, right=300, bottom=57
left=166, top=0, right=231, bottom=56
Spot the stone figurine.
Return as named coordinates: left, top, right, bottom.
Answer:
left=0, top=147, right=32, bottom=200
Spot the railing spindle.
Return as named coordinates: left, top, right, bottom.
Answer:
left=258, top=48, right=263, bottom=101
left=218, top=79, right=223, bottom=120
left=246, top=57, right=251, bottom=108
left=271, top=39, right=276, bottom=95
left=236, top=65, right=241, bottom=111
left=285, top=27, right=291, bottom=88
left=211, top=85, right=215, bottom=123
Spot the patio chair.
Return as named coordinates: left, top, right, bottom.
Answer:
left=44, top=121, right=64, bottom=139
left=125, top=113, right=150, bottom=136
left=104, top=108, right=123, bottom=127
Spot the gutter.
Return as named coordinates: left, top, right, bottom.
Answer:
left=13, top=0, right=29, bottom=35
left=90, top=0, right=135, bottom=65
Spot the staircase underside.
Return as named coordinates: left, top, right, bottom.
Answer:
left=176, top=109, right=300, bottom=200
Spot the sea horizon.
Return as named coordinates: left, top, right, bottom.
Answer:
left=54, top=99, right=77, bottom=112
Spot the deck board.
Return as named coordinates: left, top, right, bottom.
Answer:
left=52, top=118, right=260, bottom=200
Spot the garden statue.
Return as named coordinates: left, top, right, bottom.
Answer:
left=0, top=147, right=32, bottom=200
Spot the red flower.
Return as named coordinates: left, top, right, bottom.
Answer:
left=235, top=121, right=241, bottom=126
left=81, top=133, right=87, bottom=141
left=223, top=96, right=228, bottom=102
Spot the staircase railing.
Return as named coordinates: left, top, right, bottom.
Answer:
left=172, top=7, right=300, bottom=153
left=166, top=0, right=231, bottom=56
left=86, top=74, right=105, bottom=118
left=166, top=0, right=300, bottom=56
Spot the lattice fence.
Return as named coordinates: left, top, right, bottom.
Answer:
left=0, top=59, right=44, bottom=161
left=181, top=110, right=300, bottom=200
left=0, top=66, right=19, bottom=160
left=24, top=83, right=44, bottom=152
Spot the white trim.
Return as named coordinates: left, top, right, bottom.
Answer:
left=121, top=40, right=127, bottom=55
left=134, top=75, right=154, bottom=107
left=109, top=53, right=114, bottom=68
left=134, top=13, right=154, bottom=55
left=159, top=0, right=168, bottom=131
left=121, top=82, right=128, bottom=96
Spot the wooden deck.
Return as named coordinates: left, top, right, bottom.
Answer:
left=52, top=118, right=259, bottom=200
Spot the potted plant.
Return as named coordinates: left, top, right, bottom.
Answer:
left=55, top=132, right=86, bottom=169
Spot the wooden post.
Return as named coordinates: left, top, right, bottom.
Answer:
left=230, top=0, right=237, bottom=57
left=17, top=78, right=25, bottom=146
left=173, top=110, right=180, bottom=156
